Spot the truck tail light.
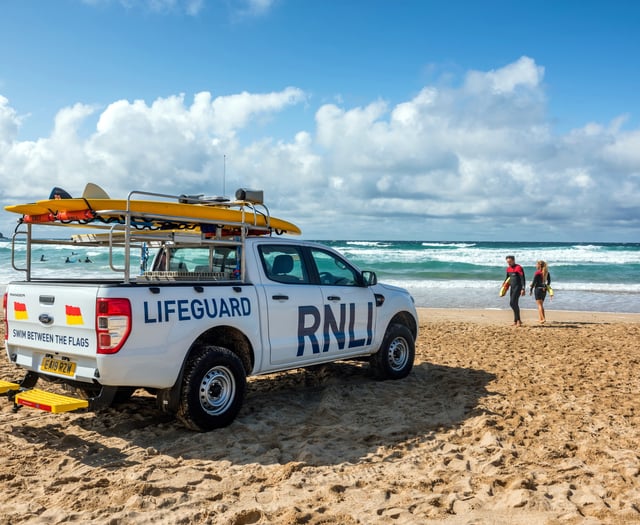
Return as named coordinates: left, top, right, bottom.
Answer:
left=96, top=298, right=132, bottom=354
left=2, top=293, right=7, bottom=341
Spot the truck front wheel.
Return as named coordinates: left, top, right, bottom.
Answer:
left=370, top=324, right=415, bottom=380
left=177, top=346, right=246, bottom=431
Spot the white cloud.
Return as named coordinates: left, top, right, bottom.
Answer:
left=81, top=0, right=205, bottom=16
left=232, top=0, right=277, bottom=18
left=81, top=0, right=279, bottom=17
left=465, top=56, right=544, bottom=95
left=0, top=95, right=20, bottom=148
left=1, top=57, right=639, bottom=241
left=603, top=129, right=640, bottom=168
left=209, top=88, right=307, bottom=135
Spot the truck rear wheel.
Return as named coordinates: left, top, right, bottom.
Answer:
left=370, top=323, right=415, bottom=380
left=177, top=346, right=246, bottom=431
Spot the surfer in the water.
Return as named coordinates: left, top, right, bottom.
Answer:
left=505, top=255, right=526, bottom=326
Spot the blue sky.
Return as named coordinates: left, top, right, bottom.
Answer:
left=1, top=0, right=639, bottom=241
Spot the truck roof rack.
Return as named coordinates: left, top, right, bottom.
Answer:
left=7, top=188, right=299, bottom=284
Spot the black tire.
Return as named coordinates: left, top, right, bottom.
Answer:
left=177, top=346, right=246, bottom=432
left=370, top=323, right=415, bottom=380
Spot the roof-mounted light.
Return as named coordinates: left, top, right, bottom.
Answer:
left=235, top=188, right=264, bottom=204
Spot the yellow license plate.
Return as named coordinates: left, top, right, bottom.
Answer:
left=40, top=357, right=76, bottom=377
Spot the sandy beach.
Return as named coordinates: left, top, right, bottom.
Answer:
left=1, top=307, right=640, bottom=524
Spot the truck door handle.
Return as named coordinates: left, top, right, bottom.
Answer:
left=272, top=294, right=289, bottom=301
left=327, top=295, right=341, bottom=301
left=39, top=295, right=55, bottom=305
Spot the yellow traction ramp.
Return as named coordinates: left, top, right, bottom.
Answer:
left=15, top=389, right=89, bottom=413
left=0, top=380, right=20, bottom=394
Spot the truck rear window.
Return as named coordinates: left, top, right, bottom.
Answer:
left=153, top=246, right=238, bottom=274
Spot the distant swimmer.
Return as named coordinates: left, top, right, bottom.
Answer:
left=84, top=256, right=92, bottom=263
left=40, top=254, right=47, bottom=261
left=65, top=256, right=71, bottom=263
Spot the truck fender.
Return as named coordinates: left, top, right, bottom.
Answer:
left=156, top=325, right=255, bottom=414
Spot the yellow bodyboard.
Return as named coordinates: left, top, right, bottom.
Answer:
left=499, top=277, right=510, bottom=297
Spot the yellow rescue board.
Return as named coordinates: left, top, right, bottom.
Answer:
left=4, top=183, right=110, bottom=214
left=5, top=203, right=52, bottom=216
left=6, top=198, right=301, bottom=235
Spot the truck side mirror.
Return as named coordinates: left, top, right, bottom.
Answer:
left=361, top=271, right=377, bottom=286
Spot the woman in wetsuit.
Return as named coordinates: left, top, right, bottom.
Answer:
left=505, top=255, right=526, bottom=326
left=530, top=260, right=551, bottom=324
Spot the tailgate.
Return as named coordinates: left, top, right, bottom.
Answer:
left=4, top=283, right=99, bottom=381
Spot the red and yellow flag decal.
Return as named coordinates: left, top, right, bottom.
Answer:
left=65, top=305, right=84, bottom=325
left=14, top=302, right=28, bottom=320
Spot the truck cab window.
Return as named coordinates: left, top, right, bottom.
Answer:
left=259, top=245, right=309, bottom=284
left=310, top=248, right=359, bottom=286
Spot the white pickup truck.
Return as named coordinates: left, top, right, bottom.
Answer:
left=1, top=188, right=418, bottom=431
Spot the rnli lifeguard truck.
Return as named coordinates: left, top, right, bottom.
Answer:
left=1, top=186, right=417, bottom=431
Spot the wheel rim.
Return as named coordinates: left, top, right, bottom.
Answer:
left=387, top=336, right=409, bottom=371
left=198, top=366, right=236, bottom=415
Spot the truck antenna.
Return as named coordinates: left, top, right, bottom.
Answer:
left=223, top=154, right=226, bottom=197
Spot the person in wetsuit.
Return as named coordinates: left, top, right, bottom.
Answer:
left=529, top=260, right=551, bottom=323
left=505, top=255, right=526, bottom=326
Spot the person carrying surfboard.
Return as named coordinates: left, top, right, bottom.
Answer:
left=505, top=255, right=526, bottom=327
left=529, top=260, right=551, bottom=324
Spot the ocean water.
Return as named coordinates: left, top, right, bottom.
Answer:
left=1, top=239, right=639, bottom=313
left=326, top=241, right=640, bottom=313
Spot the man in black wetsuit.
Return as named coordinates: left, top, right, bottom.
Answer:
left=505, top=255, right=526, bottom=326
